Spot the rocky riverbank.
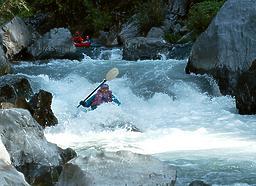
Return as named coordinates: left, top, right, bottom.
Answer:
left=0, top=0, right=256, bottom=185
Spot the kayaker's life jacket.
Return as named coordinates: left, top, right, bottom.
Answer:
left=91, top=89, right=113, bottom=107
left=72, top=36, right=84, bottom=43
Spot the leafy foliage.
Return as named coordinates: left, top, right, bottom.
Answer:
left=136, top=0, right=165, bottom=35
left=83, top=0, right=112, bottom=34
left=164, top=33, right=182, bottom=43
left=0, top=0, right=31, bottom=24
left=187, top=0, right=225, bottom=36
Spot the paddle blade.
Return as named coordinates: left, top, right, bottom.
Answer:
left=106, top=68, right=119, bottom=81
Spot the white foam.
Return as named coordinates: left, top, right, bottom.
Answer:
left=0, top=139, right=11, bottom=164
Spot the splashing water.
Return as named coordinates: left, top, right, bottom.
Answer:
left=13, top=54, right=256, bottom=186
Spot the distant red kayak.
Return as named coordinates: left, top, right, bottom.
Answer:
left=74, top=41, right=91, bottom=47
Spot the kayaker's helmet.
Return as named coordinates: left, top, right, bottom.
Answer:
left=100, top=84, right=109, bottom=93
left=75, top=31, right=81, bottom=35
left=86, top=35, right=90, bottom=39
left=101, top=84, right=109, bottom=89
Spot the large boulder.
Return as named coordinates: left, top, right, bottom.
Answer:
left=185, top=0, right=256, bottom=95
left=147, top=27, right=165, bottom=39
left=0, top=45, right=11, bottom=76
left=162, top=0, right=189, bottom=34
left=29, top=90, right=58, bottom=127
left=0, top=140, right=30, bottom=186
left=28, top=28, right=77, bottom=60
left=98, top=30, right=118, bottom=47
left=0, top=75, right=58, bottom=127
left=0, top=75, right=33, bottom=104
left=0, top=109, right=76, bottom=185
left=0, top=17, right=33, bottom=59
left=235, top=61, right=256, bottom=114
left=57, top=150, right=176, bottom=186
left=189, top=180, right=211, bottom=186
left=118, top=15, right=140, bottom=44
left=123, top=37, right=172, bottom=60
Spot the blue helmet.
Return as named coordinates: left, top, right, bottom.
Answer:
left=101, top=84, right=109, bottom=89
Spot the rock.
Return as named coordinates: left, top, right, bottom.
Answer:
left=0, top=37, right=11, bottom=76
left=185, top=0, right=256, bottom=95
left=168, top=42, right=193, bottom=60
left=98, top=30, right=118, bottom=47
left=118, top=15, right=140, bottom=44
left=0, top=139, right=30, bottom=186
left=162, top=14, right=177, bottom=32
left=0, top=109, right=76, bottom=185
left=56, top=163, right=92, bottom=186
left=168, top=0, right=189, bottom=17
left=0, top=52, right=11, bottom=76
left=24, top=13, right=48, bottom=31
left=147, top=27, right=164, bottom=39
left=0, top=75, right=58, bottom=127
left=0, top=102, right=15, bottom=109
left=235, top=60, right=256, bottom=114
left=0, top=160, right=30, bottom=186
left=0, top=17, right=33, bottom=60
left=0, top=75, right=33, bottom=104
left=28, top=28, right=78, bottom=60
left=29, top=90, right=58, bottom=127
left=189, top=180, right=211, bottom=186
left=57, top=150, right=176, bottom=186
left=123, top=37, right=172, bottom=61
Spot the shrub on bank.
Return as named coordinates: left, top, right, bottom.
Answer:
left=187, top=0, right=225, bottom=37
left=136, top=0, right=165, bottom=35
left=0, top=0, right=32, bottom=25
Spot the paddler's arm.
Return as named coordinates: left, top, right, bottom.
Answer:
left=112, top=95, right=121, bottom=106
left=80, top=95, right=96, bottom=107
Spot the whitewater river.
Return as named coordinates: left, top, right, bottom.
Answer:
left=13, top=49, right=256, bottom=186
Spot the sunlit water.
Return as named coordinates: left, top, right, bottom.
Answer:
left=13, top=50, right=256, bottom=186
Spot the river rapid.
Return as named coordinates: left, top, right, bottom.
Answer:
left=13, top=49, right=256, bottom=186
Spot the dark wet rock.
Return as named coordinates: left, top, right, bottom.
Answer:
left=29, top=89, right=58, bottom=127
left=0, top=75, right=33, bottom=104
left=56, top=163, right=92, bottom=186
left=28, top=28, right=78, bottom=60
left=0, top=75, right=58, bottom=127
left=189, top=180, right=211, bottom=186
left=24, top=13, right=48, bottom=32
left=0, top=45, right=11, bottom=76
left=235, top=60, right=256, bottom=115
left=59, top=147, right=77, bottom=165
left=0, top=139, right=30, bottom=186
left=0, top=109, right=76, bottom=186
left=168, top=42, right=193, bottom=60
left=146, top=27, right=164, bottom=39
left=123, top=37, right=172, bottom=61
left=57, top=150, right=176, bottom=186
left=168, top=0, right=189, bottom=17
left=185, top=0, right=256, bottom=95
left=98, top=30, right=118, bottom=47
left=0, top=17, right=33, bottom=60
left=0, top=160, right=30, bottom=186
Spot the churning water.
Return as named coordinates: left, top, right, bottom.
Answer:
left=13, top=50, right=256, bottom=186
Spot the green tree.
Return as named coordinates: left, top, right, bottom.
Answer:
left=0, top=0, right=31, bottom=24
left=136, top=0, right=165, bottom=35
left=187, top=0, right=225, bottom=37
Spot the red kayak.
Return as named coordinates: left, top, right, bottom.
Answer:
left=74, top=41, right=91, bottom=47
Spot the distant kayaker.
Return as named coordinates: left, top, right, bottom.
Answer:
left=85, top=35, right=91, bottom=43
left=79, top=83, right=121, bottom=110
left=72, top=31, right=84, bottom=43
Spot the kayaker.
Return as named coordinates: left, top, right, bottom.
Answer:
left=72, top=31, right=84, bottom=43
left=79, top=83, right=121, bottom=110
left=85, top=35, right=91, bottom=43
